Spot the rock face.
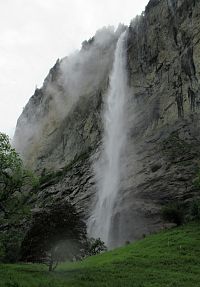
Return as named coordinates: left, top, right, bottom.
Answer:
left=120, top=0, right=200, bottom=243
left=14, top=0, right=200, bottom=246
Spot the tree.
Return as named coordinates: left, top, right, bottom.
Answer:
left=0, top=133, right=23, bottom=203
left=20, top=202, right=87, bottom=271
left=0, top=132, right=39, bottom=217
left=0, top=132, right=39, bottom=262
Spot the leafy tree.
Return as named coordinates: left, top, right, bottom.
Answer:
left=0, top=133, right=23, bottom=202
left=20, top=202, right=87, bottom=271
left=0, top=132, right=39, bottom=217
left=0, top=132, right=39, bottom=262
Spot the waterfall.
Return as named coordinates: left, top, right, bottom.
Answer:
left=88, top=31, right=128, bottom=247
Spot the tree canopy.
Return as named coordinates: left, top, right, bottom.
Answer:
left=0, top=132, right=39, bottom=216
left=20, top=202, right=87, bottom=270
left=0, top=133, right=23, bottom=198
left=0, top=132, right=38, bottom=263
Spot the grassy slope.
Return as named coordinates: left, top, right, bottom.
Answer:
left=1, top=222, right=200, bottom=287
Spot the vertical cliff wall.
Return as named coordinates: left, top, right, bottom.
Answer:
left=14, top=0, right=200, bottom=246
left=117, top=0, right=200, bottom=244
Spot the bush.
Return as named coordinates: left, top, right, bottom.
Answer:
left=161, top=203, right=184, bottom=226
left=84, top=238, right=107, bottom=257
left=189, top=200, right=200, bottom=220
left=0, top=228, right=24, bottom=263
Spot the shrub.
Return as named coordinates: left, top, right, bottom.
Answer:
left=189, top=200, right=200, bottom=220
left=84, top=238, right=107, bottom=257
left=161, top=203, right=184, bottom=225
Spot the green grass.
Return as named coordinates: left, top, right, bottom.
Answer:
left=1, top=222, right=200, bottom=287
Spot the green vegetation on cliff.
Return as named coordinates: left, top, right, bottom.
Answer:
left=1, top=222, right=200, bottom=287
left=0, top=133, right=39, bottom=263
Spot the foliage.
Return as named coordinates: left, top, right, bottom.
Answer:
left=0, top=229, right=24, bottom=263
left=20, top=202, right=87, bottom=271
left=189, top=199, right=200, bottom=220
left=1, top=223, right=200, bottom=286
left=84, top=237, right=107, bottom=257
left=0, top=132, right=39, bottom=263
left=0, top=132, right=39, bottom=210
left=0, top=133, right=23, bottom=198
left=23, top=169, right=40, bottom=190
left=161, top=202, right=184, bottom=225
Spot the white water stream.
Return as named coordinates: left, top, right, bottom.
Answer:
left=88, top=31, right=128, bottom=247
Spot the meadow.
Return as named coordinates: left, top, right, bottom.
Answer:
left=1, top=222, right=200, bottom=287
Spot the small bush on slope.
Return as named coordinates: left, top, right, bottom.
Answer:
left=189, top=199, right=200, bottom=220
left=161, top=202, right=185, bottom=225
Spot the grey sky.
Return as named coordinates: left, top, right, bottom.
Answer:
left=0, top=0, right=149, bottom=137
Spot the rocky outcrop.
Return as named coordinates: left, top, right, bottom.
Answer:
left=14, top=0, right=200, bottom=245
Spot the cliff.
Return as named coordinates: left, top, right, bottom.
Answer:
left=14, top=0, right=200, bottom=245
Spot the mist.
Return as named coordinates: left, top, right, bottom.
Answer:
left=13, top=25, right=125, bottom=167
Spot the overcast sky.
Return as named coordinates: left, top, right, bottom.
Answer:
left=0, top=0, right=149, bottom=137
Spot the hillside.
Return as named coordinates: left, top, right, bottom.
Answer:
left=1, top=222, right=200, bottom=287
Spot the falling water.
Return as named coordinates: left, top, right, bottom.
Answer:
left=88, top=31, right=128, bottom=247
